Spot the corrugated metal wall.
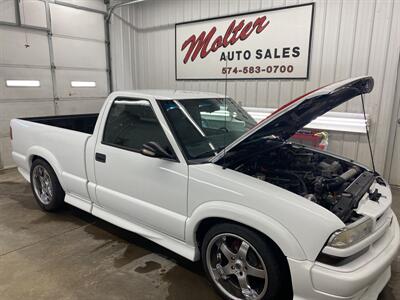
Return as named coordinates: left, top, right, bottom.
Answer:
left=111, top=0, right=400, bottom=174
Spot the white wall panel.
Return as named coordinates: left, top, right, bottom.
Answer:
left=0, top=0, right=16, bottom=23
left=55, top=69, right=108, bottom=99
left=110, top=0, right=400, bottom=174
left=57, top=98, right=105, bottom=114
left=19, top=0, right=47, bottom=28
left=110, top=8, right=137, bottom=91
left=49, top=2, right=108, bottom=120
left=371, top=0, right=400, bottom=176
left=388, top=78, right=400, bottom=185
left=0, top=67, right=53, bottom=100
left=56, top=0, right=106, bottom=12
left=50, top=3, right=105, bottom=40
left=0, top=101, right=54, bottom=126
left=52, top=37, right=107, bottom=69
left=0, top=27, right=50, bottom=66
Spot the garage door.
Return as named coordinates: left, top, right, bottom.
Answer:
left=0, top=0, right=108, bottom=168
left=50, top=2, right=109, bottom=114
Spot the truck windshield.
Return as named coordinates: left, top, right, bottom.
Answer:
left=159, top=98, right=257, bottom=160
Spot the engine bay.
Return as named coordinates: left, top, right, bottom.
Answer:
left=233, top=144, right=375, bottom=223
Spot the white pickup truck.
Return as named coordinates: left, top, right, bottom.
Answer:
left=10, top=76, right=399, bottom=300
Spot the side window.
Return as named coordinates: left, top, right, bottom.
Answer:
left=103, top=98, right=174, bottom=156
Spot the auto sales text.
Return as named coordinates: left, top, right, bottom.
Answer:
left=219, top=47, right=301, bottom=61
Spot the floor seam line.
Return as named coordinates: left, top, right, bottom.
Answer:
left=0, top=221, right=96, bottom=257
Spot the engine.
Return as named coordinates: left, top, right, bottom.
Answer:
left=234, top=144, right=368, bottom=221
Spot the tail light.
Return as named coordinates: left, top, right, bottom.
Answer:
left=10, top=126, right=13, bottom=140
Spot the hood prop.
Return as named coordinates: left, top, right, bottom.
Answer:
left=222, top=59, right=228, bottom=169
left=360, top=94, right=376, bottom=173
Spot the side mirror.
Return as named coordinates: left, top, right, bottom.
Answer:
left=141, top=141, right=173, bottom=159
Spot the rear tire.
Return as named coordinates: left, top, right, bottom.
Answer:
left=30, top=158, right=65, bottom=211
left=201, top=223, right=285, bottom=300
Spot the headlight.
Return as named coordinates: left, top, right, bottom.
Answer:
left=327, top=217, right=373, bottom=248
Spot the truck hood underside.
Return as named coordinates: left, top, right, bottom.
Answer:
left=211, top=76, right=374, bottom=164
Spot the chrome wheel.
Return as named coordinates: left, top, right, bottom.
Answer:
left=32, top=165, right=53, bottom=205
left=206, top=233, right=268, bottom=300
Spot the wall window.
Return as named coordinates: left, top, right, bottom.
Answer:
left=71, top=81, right=96, bottom=87
left=103, top=98, right=174, bottom=156
left=19, top=0, right=47, bottom=28
left=0, top=0, right=16, bottom=23
left=6, top=80, right=40, bottom=87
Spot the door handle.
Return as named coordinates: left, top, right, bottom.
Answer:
left=95, top=152, right=106, bottom=163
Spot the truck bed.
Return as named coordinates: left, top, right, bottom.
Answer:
left=11, top=115, right=96, bottom=202
left=21, top=114, right=99, bottom=134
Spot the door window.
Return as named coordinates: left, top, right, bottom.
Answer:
left=103, top=98, right=174, bottom=156
left=159, top=98, right=256, bottom=160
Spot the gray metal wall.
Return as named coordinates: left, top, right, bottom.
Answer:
left=110, top=0, right=400, bottom=175
left=0, top=0, right=108, bottom=169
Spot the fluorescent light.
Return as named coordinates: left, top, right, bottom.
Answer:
left=6, top=80, right=40, bottom=87
left=245, top=107, right=369, bottom=134
left=71, top=81, right=96, bottom=87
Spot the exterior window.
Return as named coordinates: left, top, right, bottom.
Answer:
left=103, top=98, right=174, bottom=156
left=71, top=81, right=96, bottom=87
left=6, top=80, right=40, bottom=87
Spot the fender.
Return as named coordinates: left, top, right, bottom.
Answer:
left=26, top=146, right=66, bottom=190
left=185, top=201, right=307, bottom=261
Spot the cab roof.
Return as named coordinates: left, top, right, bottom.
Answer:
left=111, top=89, right=226, bottom=100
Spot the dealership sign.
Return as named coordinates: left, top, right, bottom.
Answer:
left=175, top=3, right=314, bottom=80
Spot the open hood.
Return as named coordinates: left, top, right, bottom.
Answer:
left=212, top=76, right=374, bottom=164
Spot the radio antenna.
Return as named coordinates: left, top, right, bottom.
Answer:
left=222, top=58, right=228, bottom=169
left=361, top=94, right=376, bottom=173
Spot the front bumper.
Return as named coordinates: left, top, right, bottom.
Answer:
left=289, top=213, right=400, bottom=300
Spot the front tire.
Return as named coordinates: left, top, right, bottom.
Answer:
left=30, top=158, right=65, bottom=211
left=201, top=223, right=285, bottom=300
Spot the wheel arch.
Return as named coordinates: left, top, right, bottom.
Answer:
left=196, top=217, right=287, bottom=259
left=186, top=201, right=307, bottom=261
left=27, top=147, right=65, bottom=190
left=197, top=217, right=294, bottom=299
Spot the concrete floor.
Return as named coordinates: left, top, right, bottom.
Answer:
left=0, top=168, right=399, bottom=300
